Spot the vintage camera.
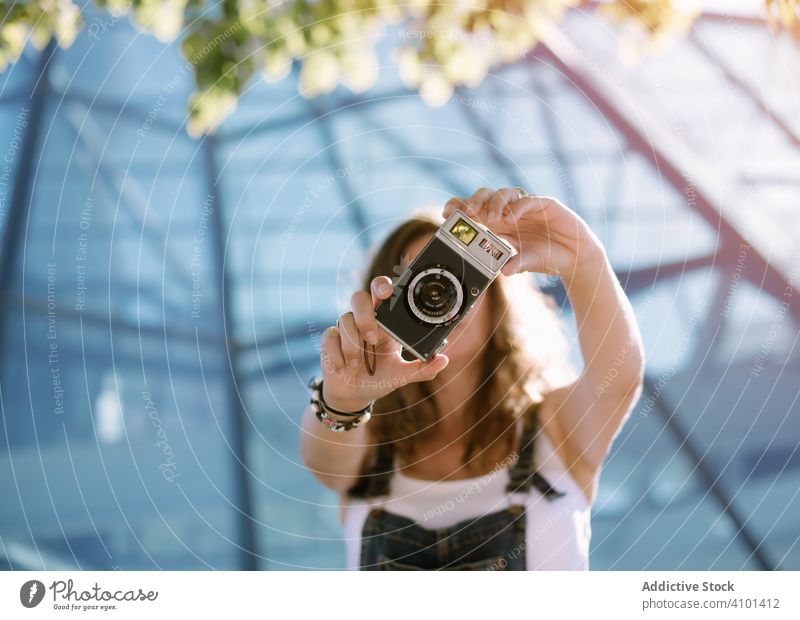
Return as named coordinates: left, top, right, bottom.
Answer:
left=375, top=209, right=517, bottom=361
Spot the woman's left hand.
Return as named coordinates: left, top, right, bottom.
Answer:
left=443, top=187, right=604, bottom=279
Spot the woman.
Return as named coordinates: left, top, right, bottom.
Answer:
left=300, top=187, right=645, bottom=570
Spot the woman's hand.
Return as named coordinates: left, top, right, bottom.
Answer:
left=443, top=187, right=604, bottom=280
left=320, top=276, right=450, bottom=412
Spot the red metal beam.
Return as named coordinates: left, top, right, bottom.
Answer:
left=530, top=42, right=799, bottom=323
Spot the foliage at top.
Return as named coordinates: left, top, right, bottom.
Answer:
left=1, top=0, right=797, bottom=136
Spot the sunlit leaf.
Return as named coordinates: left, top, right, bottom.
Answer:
left=419, top=69, right=453, bottom=107
left=299, top=49, right=340, bottom=96
left=339, top=45, right=379, bottom=92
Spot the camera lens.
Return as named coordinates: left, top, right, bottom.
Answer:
left=407, top=267, right=463, bottom=324
left=415, top=275, right=455, bottom=316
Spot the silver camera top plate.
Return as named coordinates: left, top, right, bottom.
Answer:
left=437, top=209, right=517, bottom=277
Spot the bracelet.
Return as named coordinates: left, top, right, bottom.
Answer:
left=308, top=377, right=374, bottom=432
left=317, top=379, right=373, bottom=416
left=316, top=408, right=368, bottom=432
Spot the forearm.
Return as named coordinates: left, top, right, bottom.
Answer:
left=299, top=403, right=371, bottom=493
left=562, top=244, right=645, bottom=392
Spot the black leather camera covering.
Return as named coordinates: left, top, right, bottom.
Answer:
left=374, top=234, right=490, bottom=361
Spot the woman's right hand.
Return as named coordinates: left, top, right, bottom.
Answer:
left=320, top=276, right=450, bottom=412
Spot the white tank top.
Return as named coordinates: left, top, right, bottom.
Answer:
left=340, top=430, right=592, bottom=570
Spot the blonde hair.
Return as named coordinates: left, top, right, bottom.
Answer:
left=347, top=209, right=576, bottom=496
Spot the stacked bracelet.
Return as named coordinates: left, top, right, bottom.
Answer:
left=308, top=377, right=374, bottom=432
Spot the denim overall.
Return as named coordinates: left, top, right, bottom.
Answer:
left=353, top=410, right=567, bottom=570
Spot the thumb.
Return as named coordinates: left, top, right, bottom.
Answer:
left=401, top=354, right=449, bottom=384
left=501, top=253, right=523, bottom=276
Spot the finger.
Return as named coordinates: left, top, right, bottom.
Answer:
left=485, top=188, right=520, bottom=224
left=399, top=354, right=449, bottom=384
left=443, top=196, right=470, bottom=219
left=370, top=276, right=393, bottom=307
left=338, top=312, right=363, bottom=369
left=500, top=253, right=523, bottom=276
left=504, top=195, right=550, bottom=223
left=465, top=187, right=493, bottom=215
left=320, top=326, right=346, bottom=372
left=500, top=243, right=555, bottom=276
left=351, top=290, right=380, bottom=345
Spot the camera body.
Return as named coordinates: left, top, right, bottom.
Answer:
left=375, top=209, right=517, bottom=361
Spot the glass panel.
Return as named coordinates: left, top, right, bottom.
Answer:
left=0, top=311, right=241, bottom=569
left=592, top=399, right=763, bottom=570
left=241, top=347, right=345, bottom=569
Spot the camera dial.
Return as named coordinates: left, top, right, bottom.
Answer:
left=407, top=266, right=464, bottom=325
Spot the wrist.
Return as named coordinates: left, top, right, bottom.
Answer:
left=322, top=384, right=373, bottom=414
left=309, top=376, right=373, bottom=433
left=561, top=239, right=608, bottom=289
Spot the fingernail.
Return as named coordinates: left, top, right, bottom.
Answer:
left=365, top=331, right=378, bottom=344
left=349, top=358, right=360, bottom=368
left=378, top=283, right=391, bottom=295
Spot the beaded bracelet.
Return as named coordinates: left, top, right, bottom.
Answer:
left=308, top=377, right=374, bottom=432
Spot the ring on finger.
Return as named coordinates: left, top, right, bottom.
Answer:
left=512, top=186, right=530, bottom=201
left=336, top=311, right=354, bottom=330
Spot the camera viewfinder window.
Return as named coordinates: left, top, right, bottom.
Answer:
left=450, top=218, right=477, bottom=246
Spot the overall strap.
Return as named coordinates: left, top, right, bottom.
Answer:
left=368, top=441, right=395, bottom=496
left=347, top=440, right=394, bottom=499
left=505, top=403, right=566, bottom=500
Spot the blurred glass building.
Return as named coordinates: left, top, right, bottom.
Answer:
left=0, top=5, right=798, bottom=570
